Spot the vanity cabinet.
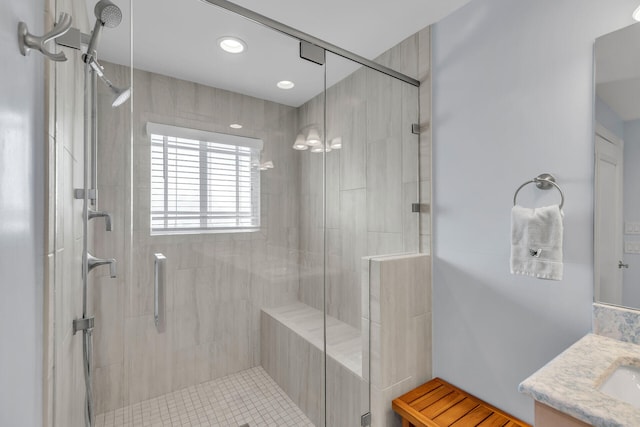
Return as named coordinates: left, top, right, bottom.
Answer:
left=535, top=402, right=591, bottom=427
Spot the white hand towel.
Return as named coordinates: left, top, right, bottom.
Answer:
left=511, top=204, right=563, bottom=280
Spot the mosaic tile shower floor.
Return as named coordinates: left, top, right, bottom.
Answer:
left=95, top=367, right=314, bottom=427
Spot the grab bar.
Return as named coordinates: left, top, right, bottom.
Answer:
left=154, top=253, right=166, bottom=332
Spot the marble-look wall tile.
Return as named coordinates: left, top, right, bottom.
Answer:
left=43, top=252, right=55, bottom=427
left=593, top=303, right=640, bottom=344
left=367, top=137, right=403, bottom=234
left=371, top=377, right=417, bottom=427
left=418, top=28, right=431, bottom=84
left=403, top=181, right=420, bottom=252
left=418, top=27, right=432, bottom=257
left=326, top=355, right=363, bottom=427
left=123, top=314, right=173, bottom=403
left=49, top=9, right=91, bottom=424
left=297, top=30, right=427, bottom=329
left=96, top=65, right=129, bottom=188
left=366, top=253, right=431, bottom=427
left=402, top=80, right=420, bottom=185
left=46, top=135, right=55, bottom=254
left=366, top=69, right=402, bottom=145
left=90, top=276, right=124, bottom=369
left=334, top=73, right=367, bottom=191
left=326, top=152, right=342, bottom=230
left=373, top=34, right=419, bottom=80
left=94, top=62, right=301, bottom=411
left=93, top=363, right=124, bottom=415
left=54, top=331, right=85, bottom=427
left=367, top=232, right=405, bottom=257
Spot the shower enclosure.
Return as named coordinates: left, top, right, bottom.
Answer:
left=47, top=0, right=427, bottom=426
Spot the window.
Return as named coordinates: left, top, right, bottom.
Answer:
left=148, top=123, right=262, bottom=234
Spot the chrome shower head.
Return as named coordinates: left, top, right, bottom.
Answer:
left=94, top=0, right=122, bottom=28
left=87, top=57, right=131, bottom=108
left=85, top=0, right=122, bottom=62
left=99, top=73, right=130, bottom=107
left=109, top=84, right=131, bottom=108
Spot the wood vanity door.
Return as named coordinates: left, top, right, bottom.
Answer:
left=535, top=402, right=591, bottom=427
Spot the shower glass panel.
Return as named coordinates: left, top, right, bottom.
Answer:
left=322, top=51, right=421, bottom=426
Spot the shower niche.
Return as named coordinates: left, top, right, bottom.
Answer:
left=46, top=0, right=431, bottom=426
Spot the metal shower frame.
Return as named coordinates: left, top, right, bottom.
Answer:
left=201, top=0, right=421, bottom=88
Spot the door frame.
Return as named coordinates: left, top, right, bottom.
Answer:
left=594, top=122, right=624, bottom=304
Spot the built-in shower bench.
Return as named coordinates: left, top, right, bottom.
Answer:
left=262, top=302, right=362, bottom=376
left=261, top=253, right=431, bottom=427
left=260, top=302, right=363, bottom=426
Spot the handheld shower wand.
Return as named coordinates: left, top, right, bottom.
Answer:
left=83, top=0, right=130, bottom=107
left=84, top=0, right=122, bottom=63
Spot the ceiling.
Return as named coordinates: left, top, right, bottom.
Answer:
left=89, top=0, right=471, bottom=107
left=596, top=22, right=640, bottom=121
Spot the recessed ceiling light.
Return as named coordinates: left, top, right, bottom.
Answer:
left=634, top=5, right=640, bottom=21
left=277, top=80, right=295, bottom=90
left=230, top=123, right=243, bottom=129
left=218, top=37, right=246, bottom=54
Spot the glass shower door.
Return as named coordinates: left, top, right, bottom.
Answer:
left=91, top=1, right=329, bottom=425
left=76, top=2, right=423, bottom=427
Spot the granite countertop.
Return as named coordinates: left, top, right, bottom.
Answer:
left=519, top=333, right=640, bottom=427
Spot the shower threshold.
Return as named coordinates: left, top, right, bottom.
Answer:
left=95, top=366, right=314, bottom=427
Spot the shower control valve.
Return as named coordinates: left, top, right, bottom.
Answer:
left=86, top=253, right=117, bottom=278
left=89, top=209, right=113, bottom=231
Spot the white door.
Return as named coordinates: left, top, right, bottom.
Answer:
left=594, top=125, right=624, bottom=305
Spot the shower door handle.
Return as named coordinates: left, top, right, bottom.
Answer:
left=154, top=253, right=166, bottom=332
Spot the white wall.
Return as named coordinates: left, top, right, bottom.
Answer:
left=431, top=0, right=637, bottom=423
left=0, top=0, right=44, bottom=425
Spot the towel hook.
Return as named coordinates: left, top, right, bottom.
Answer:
left=513, top=173, right=564, bottom=210
left=18, top=13, right=72, bottom=62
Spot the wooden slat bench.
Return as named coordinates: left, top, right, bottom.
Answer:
left=392, top=378, right=531, bottom=427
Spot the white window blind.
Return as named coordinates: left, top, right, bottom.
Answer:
left=148, top=123, right=262, bottom=234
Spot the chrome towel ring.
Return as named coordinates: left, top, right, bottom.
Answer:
left=513, top=173, right=564, bottom=210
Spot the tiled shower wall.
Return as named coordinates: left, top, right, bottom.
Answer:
left=297, top=29, right=432, bottom=329
left=44, top=0, right=91, bottom=426
left=48, top=10, right=433, bottom=423
left=92, top=63, right=301, bottom=413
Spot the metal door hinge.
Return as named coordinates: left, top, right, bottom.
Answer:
left=72, top=317, right=94, bottom=335
left=361, top=412, right=371, bottom=427
left=300, top=40, right=325, bottom=65
left=412, top=203, right=421, bottom=213
left=74, top=188, right=97, bottom=201
left=411, top=123, right=420, bottom=135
